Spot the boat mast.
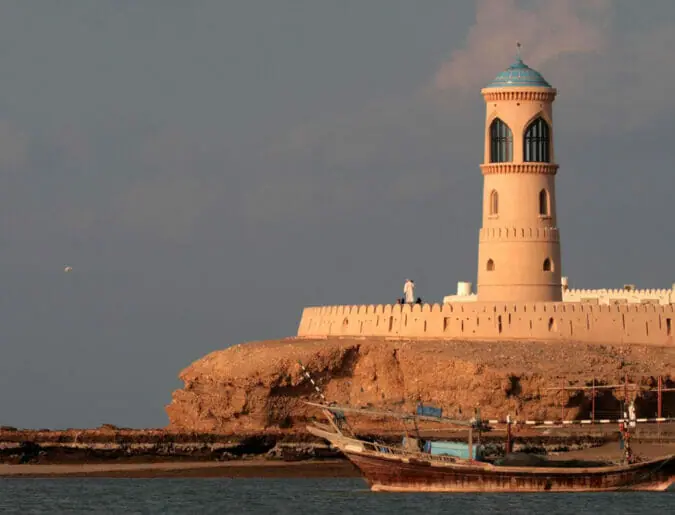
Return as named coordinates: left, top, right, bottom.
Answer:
left=468, top=425, right=473, bottom=462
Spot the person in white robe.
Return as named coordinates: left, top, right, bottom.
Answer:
left=403, top=279, right=415, bottom=303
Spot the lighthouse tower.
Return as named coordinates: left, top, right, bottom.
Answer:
left=476, top=49, right=562, bottom=302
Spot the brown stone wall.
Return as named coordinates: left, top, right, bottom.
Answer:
left=297, top=302, right=675, bottom=346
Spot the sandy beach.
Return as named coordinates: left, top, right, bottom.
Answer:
left=0, top=459, right=360, bottom=478
left=547, top=441, right=675, bottom=462
left=3, top=441, right=674, bottom=478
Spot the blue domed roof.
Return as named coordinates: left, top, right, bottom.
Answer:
left=486, top=57, right=551, bottom=88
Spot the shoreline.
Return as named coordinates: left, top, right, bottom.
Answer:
left=3, top=442, right=674, bottom=479
left=0, top=459, right=361, bottom=479
left=3, top=424, right=674, bottom=479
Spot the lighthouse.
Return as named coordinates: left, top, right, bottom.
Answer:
left=476, top=48, right=562, bottom=302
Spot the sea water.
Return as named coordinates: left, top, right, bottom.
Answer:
left=0, top=478, right=672, bottom=514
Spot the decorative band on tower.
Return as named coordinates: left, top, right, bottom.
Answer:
left=480, top=163, right=558, bottom=175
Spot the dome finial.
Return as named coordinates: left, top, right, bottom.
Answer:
left=516, top=41, right=522, bottom=61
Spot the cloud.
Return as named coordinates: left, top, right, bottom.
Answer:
left=116, top=173, right=221, bottom=241
left=141, top=127, right=202, bottom=176
left=264, top=1, right=617, bottom=175
left=432, top=0, right=675, bottom=134
left=0, top=120, right=29, bottom=172
left=113, top=128, right=224, bottom=241
left=264, top=94, right=422, bottom=168
left=236, top=1, right=675, bottom=225
left=52, top=126, right=91, bottom=168
left=247, top=93, right=468, bottom=224
left=584, top=23, right=675, bottom=131
left=433, top=0, right=612, bottom=93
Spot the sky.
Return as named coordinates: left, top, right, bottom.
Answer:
left=2, top=0, right=675, bottom=429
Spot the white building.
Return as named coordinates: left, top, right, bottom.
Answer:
left=443, top=278, right=675, bottom=306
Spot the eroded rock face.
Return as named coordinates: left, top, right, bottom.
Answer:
left=166, top=338, right=675, bottom=433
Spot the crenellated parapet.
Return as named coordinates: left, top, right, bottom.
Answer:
left=303, top=303, right=445, bottom=317
left=568, top=288, right=673, bottom=296
left=297, top=301, right=675, bottom=346
left=565, top=288, right=675, bottom=306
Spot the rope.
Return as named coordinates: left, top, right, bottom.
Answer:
left=297, top=360, right=326, bottom=402
left=298, top=360, right=358, bottom=437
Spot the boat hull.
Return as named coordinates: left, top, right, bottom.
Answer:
left=345, top=451, right=675, bottom=493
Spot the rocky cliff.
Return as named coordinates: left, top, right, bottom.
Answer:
left=166, top=338, right=675, bottom=433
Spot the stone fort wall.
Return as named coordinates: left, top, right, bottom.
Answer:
left=297, top=302, right=675, bottom=346
left=564, top=288, right=674, bottom=305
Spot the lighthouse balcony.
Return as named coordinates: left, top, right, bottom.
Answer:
left=480, top=163, right=558, bottom=175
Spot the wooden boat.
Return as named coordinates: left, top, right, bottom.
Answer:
left=306, top=402, right=675, bottom=492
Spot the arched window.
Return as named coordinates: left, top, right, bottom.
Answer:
left=486, top=259, right=495, bottom=271
left=543, top=258, right=553, bottom=272
left=524, top=117, right=550, bottom=162
left=539, top=189, right=550, bottom=216
left=490, top=118, right=513, bottom=163
left=489, top=190, right=499, bottom=215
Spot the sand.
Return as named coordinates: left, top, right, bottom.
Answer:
left=0, top=459, right=360, bottom=478
left=3, top=442, right=673, bottom=478
left=547, top=442, right=675, bottom=462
